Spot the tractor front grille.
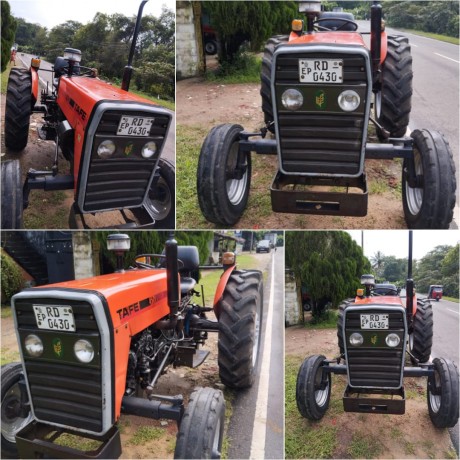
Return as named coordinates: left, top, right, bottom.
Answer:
left=344, top=307, right=406, bottom=389
left=273, top=48, right=370, bottom=177
left=81, top=108, right=171, bottom=212
left=14, top=297, right=105, bottom=432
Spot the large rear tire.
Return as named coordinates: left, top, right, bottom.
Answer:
left=427, top=358, right=459, bottom=428
left=1, top=160, right=24, bottom=229
left=197, top=124, right=251, bottom=226
left=5, top=68, right=32, bottom=152
left=296, top=355, right=331, bottom=421
left=147, top=158, right=175, bottom=229
left=218, top=270, right=263, bottom=388
left=409, top=299, right=433, bottom=363
left=402, top=129, right=456, bottom=229
left=174, top=387, right=225, bottom=459
left=375, top=35, right=412, bottom=139
left=1, top=363, right=33, bottom=459
left=260, top=35, right=288, bottom=131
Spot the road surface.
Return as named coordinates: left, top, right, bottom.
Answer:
left=226, top=247, right=284, bottom=459
left=357, top=21, right=459, bottom=228
left=16, top=53, right=175, bottom=165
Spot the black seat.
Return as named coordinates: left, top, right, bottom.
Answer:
left=318, top=12, right=357, bottom=31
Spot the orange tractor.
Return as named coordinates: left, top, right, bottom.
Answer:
left=1, top=234, right=263, bottom=458
left=296, top=232, right=459, bottom=428
left=2, top=1, right=174, bottom=230
left=197, top=0, right=456, bottom=228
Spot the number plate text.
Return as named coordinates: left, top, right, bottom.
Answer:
left=33, top=305, right=76, bottom=332
left=117, top=116, right=154, bottom=136
left=299, top=59, right=343, bottom=83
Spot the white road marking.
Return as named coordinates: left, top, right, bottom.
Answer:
left=250, top=252, right=275, bottom=460
left=411, top=43, right=419, bottom=47
left=447, top=308, right=459, bottom=315
left=434, top=52, right=460, bottom=64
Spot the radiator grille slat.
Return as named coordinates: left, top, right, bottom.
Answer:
left=274, top=52, right=368, bottom=175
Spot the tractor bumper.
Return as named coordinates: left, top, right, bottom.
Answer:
left=15, top=421, right=121, bottom=459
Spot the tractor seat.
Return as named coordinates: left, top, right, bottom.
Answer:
left=318, top=12, right=357, bottom=31
left=177, top=246, right=199, bottom=274
left=180, top=276, right=197, bottom=296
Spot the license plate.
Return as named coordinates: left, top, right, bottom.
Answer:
left=117, top=116, right=154, bottom=136
left=299, top=59, right=343, bottom=83
left=360, top=313, right=389, bottom=329
left=33, top=305, right=76, bottom=332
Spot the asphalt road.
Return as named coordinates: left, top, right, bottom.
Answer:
left=227, top=247, right=284, bottom=459
left=357, top=21, right=459, bottom=227
left=431, top=297, right=460, bottom=454
left=16, top=53, right=175, bottom=165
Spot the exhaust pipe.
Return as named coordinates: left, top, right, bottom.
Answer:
left=370, top=1, right=382, bottom=86
left=165, top=233, right=180, bottom=316
left=406, top=231, right=414, bottom=326
left=121, top=0, right=149, bottom=91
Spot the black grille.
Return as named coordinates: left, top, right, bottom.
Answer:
left=15, top=298, right=103, bottom=432
left=344, top=308, right=405, bottom=389
left=274, top=51, right=369, bottom=175
left=83, top=109, right=170, bottom=212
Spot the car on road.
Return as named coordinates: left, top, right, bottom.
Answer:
left=256, top=240, right=271, bottom=253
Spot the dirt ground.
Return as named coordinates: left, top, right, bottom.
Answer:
left=176, top=77, right=407, bottom=229
left=0, top=251, right=272, bottom=458
left=285, top=324, right=457, bottom=459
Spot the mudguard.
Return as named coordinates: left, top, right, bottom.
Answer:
left=213, top=265, right=236, bottom=319
left=31, top=67, right=39, bottom=105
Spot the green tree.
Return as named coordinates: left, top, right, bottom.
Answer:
left=382, top=256, right=407, bottom=284
left=370, top=250, right=385, bottom=279
left=1, top=1, right=17, bottom=72
left=286, top=231, right=370, bottom=319
left=203, top=1, right=298, bottom=63
left=441, top=244, right=459, bottom=297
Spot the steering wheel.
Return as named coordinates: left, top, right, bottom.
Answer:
left=314, top=18, right=359, bottom=32
left=134, top=253, right=184, bottom=270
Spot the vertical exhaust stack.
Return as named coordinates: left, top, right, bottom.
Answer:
left=406, top=231, right=414, bottom=326
left=165, top=233, right=180, bottom=317
left=370, top=0, right=382, bottom=86
left=122, top=0, right=149, bottom=92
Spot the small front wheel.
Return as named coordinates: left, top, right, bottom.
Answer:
left=427, top=358, right=459, bottom=428
left=174, top=387, right=225, bottom=459
left=1, top=363, right=33, bottom=459
left=197, top=124, right=251, bottom=226
left=296, top=355, right=331, bottom=421
left=1, top=160, right=23, bottom=229
left=402, top=129, right=456, bottom=229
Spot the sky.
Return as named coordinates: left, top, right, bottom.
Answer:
left=346, top=230, right=459, bottom=261
left=9, top=0, right=175, bottom=29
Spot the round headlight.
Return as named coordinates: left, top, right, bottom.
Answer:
left=74, top=339, right=94, bottom=363
left=281, top=89, right=303, bottom=111
left=338, top=90, right=360, bottom=112
left=25, top=334, right=44, bottom=357
left=349, top=332, right=364, bottom=346
left=385, top=333, right=400, bottom=348
left=97, top=140, right=116, bottom=159
left=141, top=141, right=157, bottom=159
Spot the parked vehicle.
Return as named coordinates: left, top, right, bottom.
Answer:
left=256, top=239, right=271, bottom=253
left=197, top=0, right=456, bottom=229
left=1, top=233, right=263, bottom=459
left=428, top=285, right=443, bottom=301
left=2, top=1, right=175, bottom=230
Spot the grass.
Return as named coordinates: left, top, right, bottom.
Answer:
left=1, top=64, right=12, bottom=94
left=399, top=29, right=459, bottom=45
left=0, top=347, right=20, bottom=365
left=443, top=296, right=459, bottom=303
left=127, top=426, right=164, bottom=446
left=1, top=306, right=13, bottom=318
left=23, top=190, right=69, bottom=229
left=128, top=89, right=175, bottom=111
left=306, top=309, right=338, bottom=329
left=205, top=52, right=262, bottom=84
left=347, top=432, right=383, bottom=459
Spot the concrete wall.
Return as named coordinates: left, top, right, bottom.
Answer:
left=176, top=1, right=204, bottom=79
left=285, top=271, right=300, bottom=326
left=72, top=232, right=100, bottom=279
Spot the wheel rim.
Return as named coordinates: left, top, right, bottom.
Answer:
left=1, top=381, right=33, bottom=443
left=211, top=418, right=222, bottom=459
left=226, top=142, right=248, bottom=206
left=405, top=148, right=424, bottom=215
left=314, top=371, right=329, bottom=407
left=375, top=91, right=382, bottom=118
left=252, top=305, right=261, bottom=367
left=146, top=177, right=172, bottom=220
left=429, top=369, right=442, bottom=414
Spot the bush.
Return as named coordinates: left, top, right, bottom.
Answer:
left=1, top=252, right=23, bottom=303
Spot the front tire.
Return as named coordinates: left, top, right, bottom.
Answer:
left=296, top=355, right=331, bottom=421
left=146, top=158, right=175, bottom=229
left=1, top=363, right=33, bottom=459
left=409, top=299, right=433, bottom=363
left=197, top=124, right=251, bottom=226
left=427, top=358, right=459, bottom=428
left=1, top=160, right=23, bottom=229
left=5, top=68, right=32, bottom=152
left=174, top=387, right=225, bottom=459
left=375, top=35, right=412, bottom=138
left=218, top=270, right=263, bottom=388
left=402, top=129, right=456, bottom=229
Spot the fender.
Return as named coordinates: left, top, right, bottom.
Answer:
left=30, top=67, right=39, bottom=106
left=380, top=30, right=388, bottom=64
left=213, top=265, right=237, bottom=319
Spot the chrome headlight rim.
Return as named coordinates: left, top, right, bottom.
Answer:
left=97, top=139, right=116, bottom=159
left=349, top=332, right=364, bottom=347
left=141, top=141, right=157, bottom=159
left=338, top=89, right=360, bottom=112
left=73, top=339, right=95, bottom=363
left=385, top=333, right=401, bottom=348
left=24, top=334, right=44, bottom=357
left=281, top=88, right=304, bottom=111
